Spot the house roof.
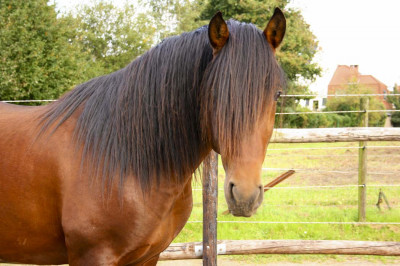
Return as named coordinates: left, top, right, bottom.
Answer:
left=358, top=75, right=387, bottom=88
left=328, top=65, right=387, bottom=90
left=328, top=65, right=360, bottom=86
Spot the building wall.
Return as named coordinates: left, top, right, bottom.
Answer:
left=328, top=65, right=392, bottom=110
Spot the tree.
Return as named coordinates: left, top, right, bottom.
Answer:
left=67, top=1, right=157, bottom=76
left=148, top=0, right=206, bottom=39
left=325, top=84, right=386, bottom=127
left=387, top=84, right=400, bottom=127
left=0, top=0, right=85, bottom=101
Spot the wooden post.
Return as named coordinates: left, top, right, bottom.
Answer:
left=358, top=97, right=369, bottom=222
left=202, top=151, right=218, bottom=265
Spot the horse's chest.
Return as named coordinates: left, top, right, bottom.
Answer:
left=62, top=177, right=194, bottom=264
left=115, top=184, right=194, bottom=264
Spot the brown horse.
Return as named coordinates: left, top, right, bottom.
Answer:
left=0, top=9, right=286, bottom=265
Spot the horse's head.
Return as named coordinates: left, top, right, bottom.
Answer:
left=201, top=9, right=286, bottom=217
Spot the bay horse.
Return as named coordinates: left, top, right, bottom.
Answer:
left=0, top=8, right=286, bottom=265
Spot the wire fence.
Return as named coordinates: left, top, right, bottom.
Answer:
left=4, top=93, right=399, bottom=103
left=186, top=221, right=400, bottom=225
left=192, top=184, right=400, bottom=191
left=280, top=93, right=400, bottom=98
left=276, top=109, right=399, bottom=115
left=268, top=145, right=400, bottom=151
left=3, top=96, right=399, bottom=117
left=190, top=138, right=400, bottom=231
left=266, top=154, right=400, bottom=157
left=1, top=99, right=56, bottom=103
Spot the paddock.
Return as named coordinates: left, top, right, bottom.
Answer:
left=159, top=126, right=400, bottom=264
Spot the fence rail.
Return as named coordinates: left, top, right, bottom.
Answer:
left=270, top=127, right=400, bottom=143
left=159, top=240, right=400, bottom=260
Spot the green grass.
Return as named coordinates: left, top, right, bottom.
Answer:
left=174, top=141, right=400, bottom=263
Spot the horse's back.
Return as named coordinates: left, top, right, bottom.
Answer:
left=0, top=102, right=69, bottom=264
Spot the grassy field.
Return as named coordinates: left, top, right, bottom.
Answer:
left=174, top=141, right=400, bottom=264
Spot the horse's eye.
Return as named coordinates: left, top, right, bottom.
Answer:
left=274, top=91, right=282, bottom=101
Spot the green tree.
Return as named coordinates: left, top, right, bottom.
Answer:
left=148, top=0, right=206, bottom=39
left=387, top=85, right=400, bottom=127
left=325, top=85, right=386, bottom=127
left=0, top=0, right=85, bottom=101
left=68, top=1, right=157, bottom=76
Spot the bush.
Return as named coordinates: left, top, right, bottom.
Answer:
left=324, top=86, right=386, bottom=127
left=391, top=112, right=400, bottom=127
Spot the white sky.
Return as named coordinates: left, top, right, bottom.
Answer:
left=288, top=0, right=400, bottom=95
left=56, top=0, right=400, bottom=94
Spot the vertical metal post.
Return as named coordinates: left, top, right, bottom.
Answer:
left=358, top=97, right=369, bottom=222
left=203, top=151, right=218, bottom=265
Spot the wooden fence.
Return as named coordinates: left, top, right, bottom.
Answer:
left=159, top=240, right=400, bottom=260
left=160, top=127, right=400, bottom=264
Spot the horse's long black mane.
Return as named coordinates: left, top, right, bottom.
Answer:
left=40, top=20, right=284, bottom=191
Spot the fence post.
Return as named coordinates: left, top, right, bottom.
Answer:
left=358, top=97, right=369, bottom=222
left=203, top=151, right=218, bottom=265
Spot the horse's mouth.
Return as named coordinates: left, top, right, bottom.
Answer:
left=228, top=207, right=256, bottom=217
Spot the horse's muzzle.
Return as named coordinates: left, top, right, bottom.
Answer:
left=225, top=181, right=264, bottom=217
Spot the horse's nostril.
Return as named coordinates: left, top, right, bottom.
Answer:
left=229, top=182, right=236, bottom=202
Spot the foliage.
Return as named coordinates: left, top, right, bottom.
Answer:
left=324, top=85, right=386, bottom=127
left=390, top=112, right=400, bottom=127
left=148, top=0, right=206, bottom=39
left=277, top=83, right=388, bottom=128
left=69, top=1, right=157, bottom=76
left=387, top=85, right=400, bottom=109
left=275, top=105, right=326, bottom=128
left=0, top=0, right=84, bottom=101
left=1, top=0, right=321, bottom=113
left=387, top=85, right=400, bottom=127
left=0, top=0, right=158, bottom=101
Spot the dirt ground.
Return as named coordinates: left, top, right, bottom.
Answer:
left=159, top=257, right=400, bottom=265
left=3, top=258, right=400, bottom=266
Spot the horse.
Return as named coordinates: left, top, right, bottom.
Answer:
left=0, top=8, right=286, bottom=265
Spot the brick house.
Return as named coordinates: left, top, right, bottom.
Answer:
left=328, top=65, right=392, bottom=109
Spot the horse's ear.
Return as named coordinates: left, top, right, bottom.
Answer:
left=264, top=8, right=286, bottom=51
left=208, top=11, right=229, bottom=53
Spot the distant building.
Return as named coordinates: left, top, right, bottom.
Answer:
left=328, top=65, right=392, bottom=109
left=301, top=97, right=326, bottom=111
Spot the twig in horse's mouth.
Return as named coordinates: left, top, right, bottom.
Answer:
left=263, top=170, right=295, bottom=192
